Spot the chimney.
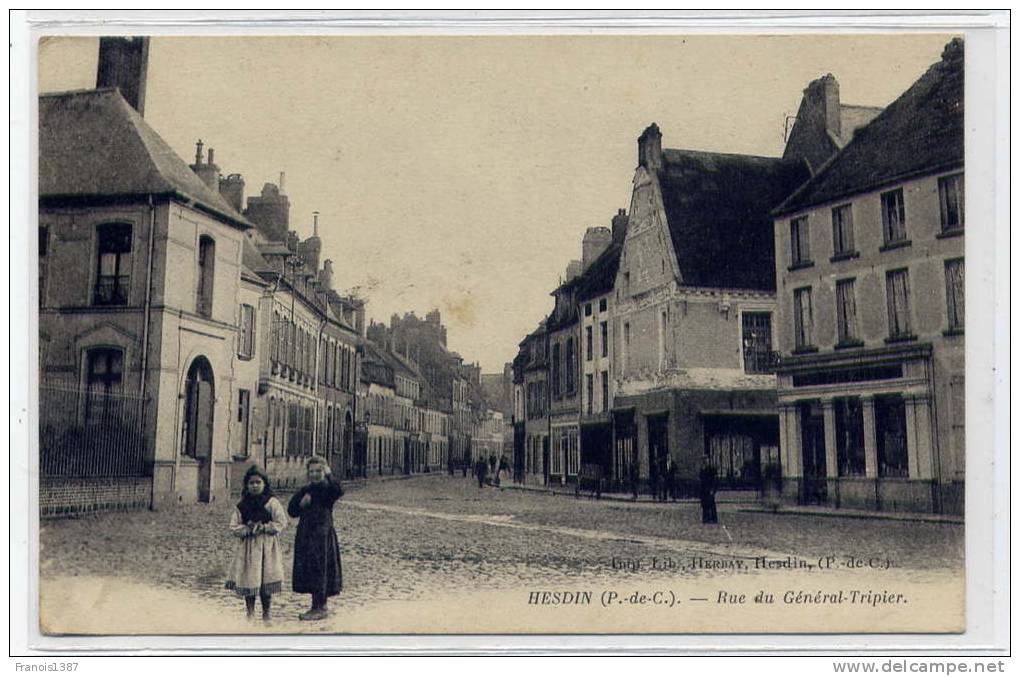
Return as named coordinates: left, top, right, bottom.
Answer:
left=611, top=208, right=629, bottom=244
left=807, top=74, right=841, bottom=139
left=279, top=172, right=286, bottom=194
left=219, top=173, right=245, bottom=212
left=319, top=259, right=334, bottom=291
left=96, top=36, right=149, bottom=115
left=287, top=231, right=300, bottom=252
left=565, top=259, right=583, bottom=282
left=312, top=211, right=319, bottom=237
left=582, top=226, right=612, bottom=271
left=189, top=141, right=220, bottom=191
left=638, top=123, right=662, bottom=172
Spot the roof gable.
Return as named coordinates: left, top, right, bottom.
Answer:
left=775, top=39, right=964, bottom=215
left=39, top=88, right=251, bottom=229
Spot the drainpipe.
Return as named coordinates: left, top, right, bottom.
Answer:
left=140, top=195, right=156, bottom=508
left=313, top=312, right=327, bottom=457
left=139, top=195, right=156, bottom=413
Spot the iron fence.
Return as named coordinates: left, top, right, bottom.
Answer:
left=39, top=383, right=149, bottom=477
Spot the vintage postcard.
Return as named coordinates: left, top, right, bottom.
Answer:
left=33, top=30, right=973, bottom=638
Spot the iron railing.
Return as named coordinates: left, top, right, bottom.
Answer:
left=39, top=384, right=148, bottom=477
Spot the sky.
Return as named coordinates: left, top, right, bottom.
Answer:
left=38, top=34, right=953, bottom=372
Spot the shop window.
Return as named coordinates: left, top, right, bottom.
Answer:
left=834, top=397, right=866, bottom=477
left=875, top=395, right=908, bottom=478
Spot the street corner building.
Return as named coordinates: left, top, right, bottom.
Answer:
left=509, top=38, right=964, bottom=515
left=37, top=37, right=369, bottom=514
left=771, top=39, right=965, bottom=515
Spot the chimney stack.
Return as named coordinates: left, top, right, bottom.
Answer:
left=582, top=226, right=612, bottom=271
left=806, top=74, right=841, bottom=139
left=219, top=173, right=245, bottom=212
left=320, top=259, right=334, bottom=291
left=313, top=211, right=319, bottom=237
left=279, top=172, right=286, bottom=194
left=638, top=123, right=663, bottom=172
left=611, top=208, right=629, bottom=244
left=189, top=140, right=220, bottom=191
left=96, top=36, right=150, bottom=116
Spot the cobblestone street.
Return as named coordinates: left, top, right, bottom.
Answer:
left=39, top=475, right=964, bottom=634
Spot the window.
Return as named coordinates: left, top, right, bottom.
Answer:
left=238, top=304, right=255, bottom=359
left=94, top=223, right=132, bottom=306
left=939, top=173, right=964, bottom=232
left=585, top=374, right=593, bottom=415
left=793, top=288, right=814, bottom=349
left=84, top=347, right=123, bottom=420
left=831, top=204, right=855, bottom=256
left=623, top=272, right=631, bottom=297
left=196, top=235, right=215, bottom=317
left=565, top=337, right=576, bottom=394
left=790, top=216, right=810, bottom=265
left=881, top=189, right=907, bottom=245
left=601, top=371, right=609, bottom=413
left=658, top=310, right=668, bottom=368
left=600, top=321, right=608, bottom=358
left=622, top=322, right=630, bottom=371
left=875, top=395, right=908, bottom=477
left=741, top=312, right=773, bottom=373
left=834, top=397, right=865, bottom=477
left=585, top=326, right=593, bottom=361
left=551, top=343, right=561, bottom=398
left=39, top=226, right=49, bottom=308
left=945, top=258, right=964, bottom=332
left=272, top=312, right=281, bottom=364
left=835, top=279, right=859, bottom=345
left=237, top=389, right=251, bottom=457
left=885, top=269, right=913, bottom=339
left=584, top=303, right=592, bottom=317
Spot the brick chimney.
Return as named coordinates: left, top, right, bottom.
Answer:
left=219, top=173, right=245, bottom=212
left=582, top=226, right=612, bottom=271
left=611, top=208, right=629, bottom=244
left=96, top=36, right=149, bottom=115
left=805, top=74, right=841, bottom=139
left=638, top=123, right=662, bottom=172
left=319, top=258, right=334, bottom=291
left=189, top=140, right=220, bottom=191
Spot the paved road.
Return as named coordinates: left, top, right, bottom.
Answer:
left=38, top=475, right=964, bottom=634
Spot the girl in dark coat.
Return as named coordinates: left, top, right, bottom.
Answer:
left=288, top=456, right=344, bottom=621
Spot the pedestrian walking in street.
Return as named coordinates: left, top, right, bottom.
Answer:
left=288, top=456, right=344, bottom=621
left=225, top=465, right=287, bottom=623
left=629, top=461, right=639, bottom=501
left=497, top=455, right=510, bottom=487
left=461, top=452, right=469, bottom=478
left=489, top=454, right=497, bottom=477
left=475, top=457, right=488, bottom=488
left=665, top=457, right=678, bottom=502
left=699, top=454, right=719, bottom=524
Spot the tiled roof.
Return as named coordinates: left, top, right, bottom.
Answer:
left=658, top=149, right=810, bottom=291
left=39, top=88, right=251, bottom=229
left=775, top=39, right=964, bottom=215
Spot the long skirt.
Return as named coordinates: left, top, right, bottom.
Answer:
left=292, top=521, right=343, bottom=597
left=225, top=533, right=285, bottom=597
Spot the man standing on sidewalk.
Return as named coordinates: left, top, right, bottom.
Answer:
left=699, top=455, right=718, bottom=524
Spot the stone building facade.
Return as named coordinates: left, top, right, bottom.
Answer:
left=772, top=40, right=965, bottom=514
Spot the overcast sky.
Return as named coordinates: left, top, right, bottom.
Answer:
left=38, top=34, right=952, bottom=372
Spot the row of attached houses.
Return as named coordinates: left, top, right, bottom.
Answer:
left=510, top=39, right=964, bottom=514
left=37, top=37, right=373, bottom=513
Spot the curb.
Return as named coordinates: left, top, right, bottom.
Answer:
left=737, top=506, right=964, bottom=525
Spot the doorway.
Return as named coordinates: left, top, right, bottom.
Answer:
left=182, top=357, right=215, bottom=502
left=798, top=401, right=827, bottom=504
left=647, top=413, right=669, bottom=496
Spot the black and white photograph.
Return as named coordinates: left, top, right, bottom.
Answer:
left=21, top=18, right=1000, bottom=646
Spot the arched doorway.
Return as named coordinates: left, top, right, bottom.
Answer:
left=182, top=357, right=215, bottom=502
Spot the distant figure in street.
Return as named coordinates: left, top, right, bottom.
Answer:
left=225, top=465, right=286, bottom=623
left=475, top=457, right=488, bottom=488
left=461, top=453, right=470, bottom=478
left=497, top=455, right=510, bottom=486
left=288, top=456, right=344, bottom=621
left=489, top=454, right=497, bottom=477
left=629, top=462, right=639, bottom=501
left=665, top=457, right=678, bottom=502
left=699, top=454, right=719, bottom=524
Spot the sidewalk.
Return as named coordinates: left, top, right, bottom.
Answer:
left=502, top=480, right=963, bottom=524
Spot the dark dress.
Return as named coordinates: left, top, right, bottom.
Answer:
left=288, top=479, right=344, bottom=597
left=699, top=464, right=718, bottom=524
